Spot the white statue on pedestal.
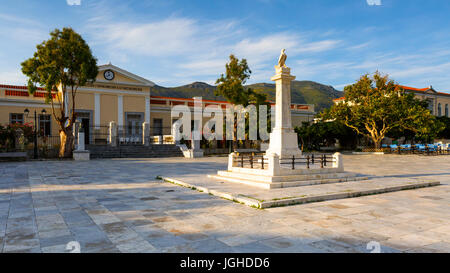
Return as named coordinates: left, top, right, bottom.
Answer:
left=265, top=49, right=302, bottom=159
left=278, top=49, right=287, bottom=68
left=211, top=49, right=348, bottom=189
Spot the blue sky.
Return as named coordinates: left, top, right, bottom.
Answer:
left=1, top=0, right=450, bottom=92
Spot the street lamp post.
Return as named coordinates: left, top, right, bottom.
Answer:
left=24, top=108, right=47, bottom=159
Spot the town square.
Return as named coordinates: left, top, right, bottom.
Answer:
left=1, top=154, right=449, bottom=253
left=0, top=0, right=449, bottom=264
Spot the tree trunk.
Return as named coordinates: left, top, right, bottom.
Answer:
left=299, top=136, right=304, bottom=152
left=373, top=139, right=382, bottom=150
left=59, top=129, right=74, bottom=158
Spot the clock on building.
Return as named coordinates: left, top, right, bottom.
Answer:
left=104, top=70, right=115, bottom=80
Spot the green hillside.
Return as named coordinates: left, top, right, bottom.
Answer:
left=151, top=82, right=226, bottom=101
left=151, top=81, right=343, bottom=112
left=248, top=81, right=343, bottom=111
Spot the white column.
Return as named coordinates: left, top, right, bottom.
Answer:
left=333, top=152, right=344, bottom=172
left=77, top=131, right=85, bottom=151
left=193, top=97, right=202, bottom=141
left=265, top=65, right=302, bottom=159
left=117, top=95, right=123, bottom=127
left=108, top=121, right=117, bottom=147
left=272, top=66, right=295, bottom=130
left=94, top=93, right=100, bottom=129
left=145, top=96, right=150, bottom=124
left=267, top=153, right=281, bottom=176
left=143, top=122, right=150, bottom=146
left=228, top=152, right=236, bottom=171
left=74, top=119, right=80, bottom=150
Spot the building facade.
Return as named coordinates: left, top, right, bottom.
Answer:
left=400, top=86, right=450, bottom=117
left=0, top=64, right=315, bottom=144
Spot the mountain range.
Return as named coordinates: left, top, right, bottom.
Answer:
left=151, top=81, right=344, bottom=112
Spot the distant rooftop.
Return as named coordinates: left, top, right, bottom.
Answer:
left=333, top=84, right=450, bottom=102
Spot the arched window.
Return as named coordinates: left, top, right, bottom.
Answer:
left=438, top=103, right=442, bottom=116
left=426, top=99, right=434, bottom=114
left=446, top=104, right=449, bottom=117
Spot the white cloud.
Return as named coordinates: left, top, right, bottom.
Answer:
left=366, top=0, right=381, bottom=6
left=0, top=13, right=42, bottom=26
left=85, top=14, right=340, bottom=85
left=0, top=71, right=27, bottom=85
left=178, top=59, right=227, bottom=77
left=290, top=48, right=450, bottom=92
left=296, top=40, right=341, bottom=53
left=0, top=27, right=47, bottom=43
left=347, top=42, right=371, bottom=51
left=234, top=33, right=299, bottom=58
left=67, top=0, right=81, bottom=6
left=232, top=33, right=301, bottom=70
left=233, top=34, right=340, bottom=64
left=88, top=18, right=235, bottom=57
left=80, top=7, right=449, bottom=90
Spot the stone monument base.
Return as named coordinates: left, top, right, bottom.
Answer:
left=73, top=150, right=90, bottom=161
left=210, top=152, right=363, bottom=189
left=264, top=128, right=302, bottom=159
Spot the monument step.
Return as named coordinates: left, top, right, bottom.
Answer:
left=216, top=170, right=356, bottom=182
left=208, top=174, right=367, bottom=189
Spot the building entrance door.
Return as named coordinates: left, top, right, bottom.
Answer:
left=126, top=113, right=143, bottom=141
left=153, top=118, right=163, bottom=136
left=76, top=112, right=91, bottom=145
left=81, top=118, right=90, bottom=145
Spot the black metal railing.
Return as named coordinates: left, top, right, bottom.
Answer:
left=37, top=135, right=61, bottom=148
left=232, top=152, right=336, bottom=170
left=233, top=152, right=267, bottom=169
left=279, top=154, right=335, bottom=169
left=83, top=125, right=176, bottom=145
left=88, top=125, right=110, bottom=145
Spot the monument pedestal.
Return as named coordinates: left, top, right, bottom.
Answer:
left=265, top=128, right=302, bottom=159
left=208, top=152, right=358, bottom=189
left=73, top=150, right=90, bottom=161
left=212, top=55, right=355, bottom=189
left=265, top=65, right=302, bottom=159
left=73, top=130, right=90, bottom=161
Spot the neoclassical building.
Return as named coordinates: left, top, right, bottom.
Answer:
left=400, top=85, right=450, bottom=117
left=0, top=64, right=316, bottom=144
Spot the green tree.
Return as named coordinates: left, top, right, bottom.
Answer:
left=215, top=54, right=267, bottom=150
left=326, top=72, right=441, bottom=149
left=21, top=27, right=98, bottom=158
left=436, top=116, right=450, bottom=139
left=295, top=120, right=357, bottom=151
